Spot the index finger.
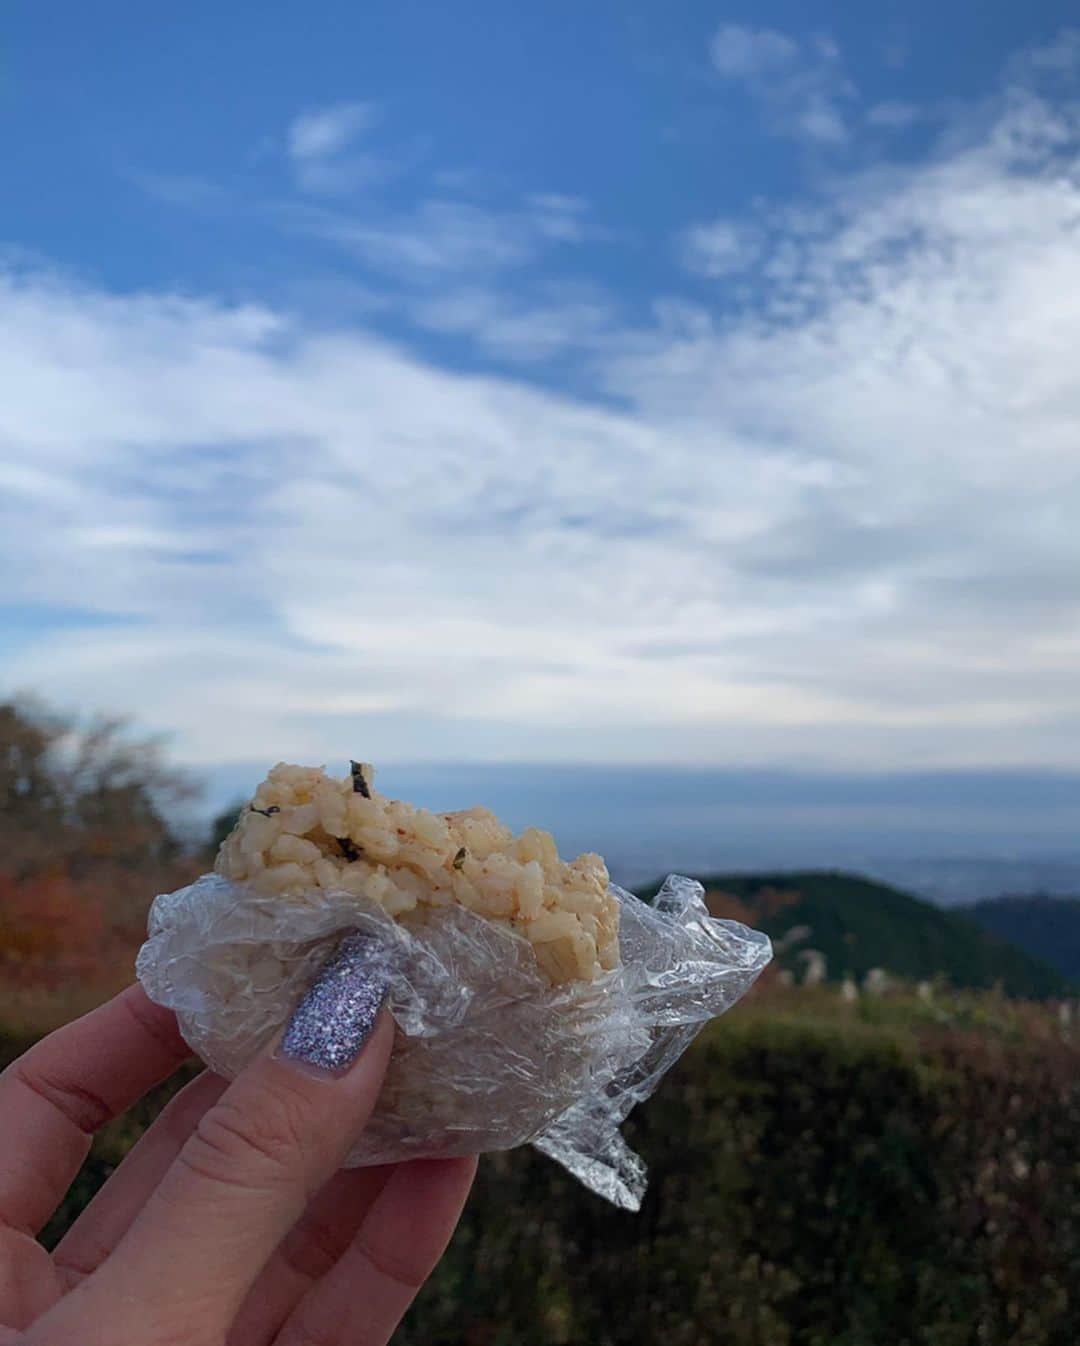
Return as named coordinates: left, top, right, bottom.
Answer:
left=0, top=985, right=191, bottom=1234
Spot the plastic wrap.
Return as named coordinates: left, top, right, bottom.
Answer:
left=136, top=872, right=771, bottom=1210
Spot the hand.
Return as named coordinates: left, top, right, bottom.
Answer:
left=0, top=983, right=476, bottom=1345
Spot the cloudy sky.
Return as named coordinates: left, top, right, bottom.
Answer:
left=3, top=3, right=1080, bottom=777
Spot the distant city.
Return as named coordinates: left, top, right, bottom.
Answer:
left=201, top=762, right=1080, bottom=905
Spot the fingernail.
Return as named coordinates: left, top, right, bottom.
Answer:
left=278, top=934, right=389, bottom=1075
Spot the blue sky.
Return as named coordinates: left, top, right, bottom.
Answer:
left=8, top=1, right=1078, bottom=351
left=3, top=5, right=1080, bottom=777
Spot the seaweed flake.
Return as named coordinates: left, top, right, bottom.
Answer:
left=452, top=847, right=467, bottom=870
left=250, top=806, right=281, bottom=817
left=350, top=761, right=371, bottom=797
left=337, top=836, right=362, bottom=862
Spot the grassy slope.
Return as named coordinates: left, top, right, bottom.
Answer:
left=962, top=894, right=1080, bottom=984
left=640, top=869, right=1071, bottom=998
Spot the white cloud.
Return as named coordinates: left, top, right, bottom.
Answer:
left=408, top=285, right=615, bottom=361
left=614, top=92, right=1080, bottom=761
left=285, top=195, right=587, bottom=281
left=526, top=193, right=590, bottom=242
left=1, top=266, right=809, bottom=764
left=285, top=101, right=386, bottom=194
left=709, top=24, right=856, bottom=145
left=5, top=76, right=1080, bottom=771
left=288, top=199, right=535, bottom=274
left=710, top=25, right=798, bottom=78
left=1017, top=28, right=1080, bottom=76
left=680, top=218, right=759, bottom=277
left=287, top=102, right=378, bottom=161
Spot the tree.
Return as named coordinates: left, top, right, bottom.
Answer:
left=208, top=801, right=245, bottom=858
left=0, top=700, right=68, bottom=875
left=1, top=698, right=204, bottom=996
left=0, top=697, right=199, bottom=881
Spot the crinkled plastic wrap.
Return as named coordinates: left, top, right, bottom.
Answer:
left=136, top=872, right=771, bottom=1210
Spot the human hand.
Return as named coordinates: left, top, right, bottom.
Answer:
left=0, top=959, right=476, bottom=1345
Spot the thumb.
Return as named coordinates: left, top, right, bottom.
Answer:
left=85, top=936, right=393, bottom=1337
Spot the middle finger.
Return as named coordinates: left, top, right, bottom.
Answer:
left=226, top=1163, right=397, bottom=1346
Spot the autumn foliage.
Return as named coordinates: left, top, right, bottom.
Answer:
left=0, top=699, right=202, bottom=1021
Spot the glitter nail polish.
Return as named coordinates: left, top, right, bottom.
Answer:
left=278, top=933, right=388, bottom=1074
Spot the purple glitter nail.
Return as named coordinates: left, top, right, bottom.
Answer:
left=279, top=934, right=388, bottom=1073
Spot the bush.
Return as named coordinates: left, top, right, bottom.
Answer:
left=404, top=1016, right=1080, bottom=1346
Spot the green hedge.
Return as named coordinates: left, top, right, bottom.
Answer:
left=399, top=1020, right=1078, bottom=1346
left=9, top=1014, right=1078, bottom=1346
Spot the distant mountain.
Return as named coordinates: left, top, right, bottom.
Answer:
left=860, top=856, right=1080, bottom=907
left=961, top=895, right=1080, bottom=985
left=638, top=869, right=1071, bottom=1000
